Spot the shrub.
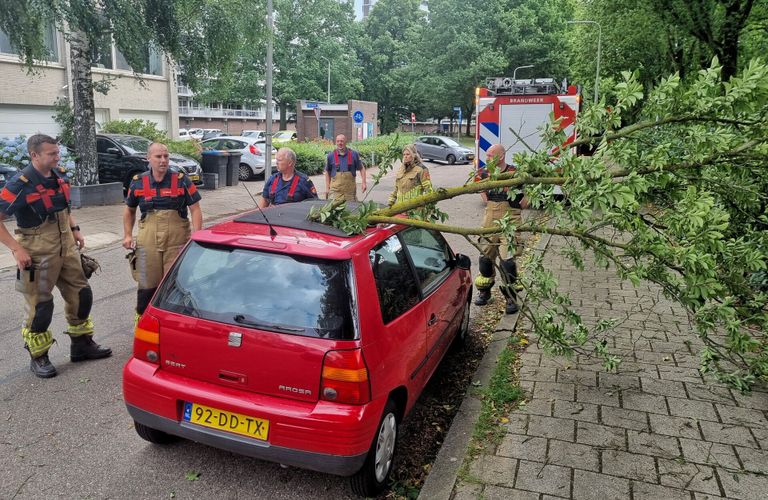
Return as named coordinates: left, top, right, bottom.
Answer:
left=285, top=134, right=417, bottom=175
left=0, top=135, right=76, bottom=175
left=167, top=140, right=202, bottom=162
left=101, top=119, right=166, bottom=141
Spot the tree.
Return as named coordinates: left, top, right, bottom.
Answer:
left=313, top=61, right=768, bottom=390
left=0, top=0, right=244, bottom=185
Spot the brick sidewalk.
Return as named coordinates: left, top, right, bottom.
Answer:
left=455, top=235, right=768, bottom=500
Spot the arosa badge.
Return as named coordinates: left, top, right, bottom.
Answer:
left=228, top=332, right=243, bottom=347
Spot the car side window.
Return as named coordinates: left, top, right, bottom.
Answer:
left=96, top=138, right=116, bottom=154
left=370, top=235, right=421, bottom=324
left=202, top=140, right=221, bottom=150
left=400, top=227, right=452, bottom=292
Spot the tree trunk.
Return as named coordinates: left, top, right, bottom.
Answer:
left=69, top=31, right=98, bottom=186
left=279, top=103, right=287, bottom=130
left=464, top=104, right=474, bottom=137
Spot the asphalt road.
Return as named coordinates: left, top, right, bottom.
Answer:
left=0, top=159, right=485, bottom=499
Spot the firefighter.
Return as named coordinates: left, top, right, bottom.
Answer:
left=388, top=144, right=433, bottom=207
left=474, top=144, right=527, bottom=314
left=0, top=134, right=111, bottom=378
left=258, top=147, right=318, bottom=207
left=123, top=143, right=202, bottom=319
left=324, top=134, right=366, bottom=201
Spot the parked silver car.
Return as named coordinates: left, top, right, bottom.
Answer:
left=201, top=135, right=277, bottom=180
left=415, top=135, right=474, bottom=165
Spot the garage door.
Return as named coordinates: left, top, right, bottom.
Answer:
left=119, top=110, right=168, bottom=133
left=0, top=105, right=60, bottom=138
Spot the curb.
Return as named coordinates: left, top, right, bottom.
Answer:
left=417, top=230, right=554, bottom=500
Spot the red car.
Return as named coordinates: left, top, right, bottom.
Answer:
left=122, top=200, right=472, bottom=497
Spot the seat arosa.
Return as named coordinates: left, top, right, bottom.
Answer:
left=123, top=200, right=472, bottom=497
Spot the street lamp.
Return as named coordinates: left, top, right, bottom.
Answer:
left=321, top=56, right=331, bottom=104
left=513, top=64, right=534, bottom=81
left=567, top=20, right=602, bottom=104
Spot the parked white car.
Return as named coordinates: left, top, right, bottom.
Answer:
left=178, top=128, right=193, bottom=141
left=201, top=135, right=277, bottom=180
left=188, top=128, right=204, bottom=140
left=241, top=130, right=266, bottom=140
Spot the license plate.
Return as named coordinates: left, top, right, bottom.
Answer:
left=467, top=154, right=475, bottom=160
left=189, top=175, right=200, bottom=181
left=183, top=402, right=269, bottom=441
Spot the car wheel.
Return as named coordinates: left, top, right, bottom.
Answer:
left=238, top=163, right=252, bottom=181
left=134, top=421, right=176, bottom=445
left=350, top=399, right=398, bottom=497
left=451, top=299, right=471, bottom=351
left=446, top=154, right=456, bottom=165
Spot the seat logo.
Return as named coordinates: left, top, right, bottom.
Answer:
left=228, top=332, right=242, bottom=347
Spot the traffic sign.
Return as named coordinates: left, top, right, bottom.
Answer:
left=306, top=102, right=319, bottom=109
left=353, top=110, right=364, bottom=124
left=411, top=112, right=416, bottom=123
left=453, top=106, right=461, bottom=112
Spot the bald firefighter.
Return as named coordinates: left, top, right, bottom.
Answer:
left=324, top=134, right=366, bottom=201
left=123, top=143, right=202, bottom=320
left=474, top=144, right=527, bottom=314
left=0, top=134, right=111, bottom=378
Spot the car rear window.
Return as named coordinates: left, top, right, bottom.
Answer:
left=153, top=242, right=357, bottom=340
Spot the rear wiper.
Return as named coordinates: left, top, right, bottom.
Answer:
left=233, top=314, right=304, bottom=333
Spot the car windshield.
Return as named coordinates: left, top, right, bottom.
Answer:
left=274, top=131, right=292, bottom=139
left=153, top=242, right=357, bottom=340
left=114, top=136, right=151, bottom=154
left=441, top=138, right=461, bottom=147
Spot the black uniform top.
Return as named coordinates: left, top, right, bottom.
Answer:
left=0, top=166, right=71, bottom=228
left=476, top=164, right=524, bottom=207
left=324, top=148, right=363, bottom=177
left=125, top=170, right=201, bottom=219
left=262, top=170, right=318, bottom=205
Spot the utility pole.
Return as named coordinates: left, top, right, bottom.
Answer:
left=265, top=0, right=274, bottom=180
left=321, top=56, right=331, bottom=104
left=567, top=20, right=602, bottom=104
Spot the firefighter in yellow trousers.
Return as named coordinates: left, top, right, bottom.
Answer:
left=0, top=134, right=111, bottom=378
left=123, top=143, right=202, bottom=320
left=324, top=134, right=366, bottom=201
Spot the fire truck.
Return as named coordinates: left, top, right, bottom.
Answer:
left=475, top=77, right=581, bottom=170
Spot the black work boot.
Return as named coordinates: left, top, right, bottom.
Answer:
left=505, top=297, right=519, bottom=315
left=70, top=335, right=112, bottom=362
left=30, top=353, right=57, bottom=378
left=474, top=289, right=491, bottom=306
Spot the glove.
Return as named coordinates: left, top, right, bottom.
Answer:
left=80, top=253, right=101, bottom=279
left=126, top=249, right=139, bottom=282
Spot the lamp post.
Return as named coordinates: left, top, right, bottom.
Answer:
left=513, top=64, right=534, bottom=81
left=265, top=0, right=274, bottom=179
left=567, top=20, right=602, bottom=104
left=321, top=56, right=331, bottom=104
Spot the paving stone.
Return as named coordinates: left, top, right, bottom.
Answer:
left=519, top=366, right=558, bottom=383
left=649, top=413, right=703, bottom=439
left=673, top=352, right=702, bottom=369
left=482, top=485, right=541, bottom=500
left=497, top=434, right=547, bottom=462
left=640, top=377, right=687, bottom=399
left=598, top=373, right=642, bottom=390
left=680, top=438, right=740, bottom=469
left=518, top=398, right=552, bottom=417
left=632, top=481, right=691, bottom=500
left=613, top=339, right=653, bottom=352
left=572, top=469, right=630, bottom=500
left=627, top=430, right=681, bottom=459
left=734, top=446, right=768, bottom=474
left=601, top=406, right=650, bottom=431
left=576, top=386, right=621, bottom=407
left=699, top=421, right=758, bottom=448
left=514, top=460, right=571, bottom=497
left=752, top=427, right=768, bottom=449
left=658, top=366, right=705, bottom=384
left=533, top=382, right=576, bottom=401
left=468, top=455, right=517, bottom=488
left=693, top=494, right=737, bottom=500
left=730, top=389, right=768, bottom=411
left=657, top=458, right=721, bottom=495
left=601, top=449, right=657, bottom=483
left=650, top=341, right=692, bottom=354
left=622, top=390, right=669, bottom=414
left=452, top=481, right=483, bottom=500
left=552, top=401, right=599, bottom=423
left=526, top=415, right=576, bottom=441
left=547, top=439, right=600, bottom=472
left=667, top=396, right=719, bottom=422
left=577, top=422, right=626, bottom=450
left=503, top=414, right=529, bottom=434
left=719, top=468, right=768, bottom=500
left=715, top=404, right=768, bottom=428
left=520, top=352, right=542, bottom=367
left=557, top=369, right=598, bottom=387
left=634, top=350, right=674, bottom=364
left=686, top=383, right=736, bottom=405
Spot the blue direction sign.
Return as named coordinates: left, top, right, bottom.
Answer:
left=306, top=102, right=319, bottom=109
left=353, top=110, right=364, bottom=124
left=453, top=106, right=462, bottom=124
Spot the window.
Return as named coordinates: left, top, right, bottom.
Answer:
left=90, top=32, right=113, bottom=69
left=370, top=235, right=420, bottom=324
left=93, top=38, right=163, bottom=76
left=96, top=138, right=118, bottom=154
left=154, top=242, right=356, bottom=340
left=0, top=26, right=59, bottom=62
left=400, top=228, right=452, bottom=292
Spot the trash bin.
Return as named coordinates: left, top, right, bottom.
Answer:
left=201, top=150, right=229, bottom=174
left=226, top=151, right=242, bottom=186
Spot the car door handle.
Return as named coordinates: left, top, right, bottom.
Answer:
left=427, top=314, right=438, bottom=326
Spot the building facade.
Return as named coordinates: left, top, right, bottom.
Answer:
left=0, top=27, right=178, bottom=138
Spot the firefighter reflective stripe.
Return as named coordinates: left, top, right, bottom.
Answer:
left=474, top=275, right=494, bottom=290
left=287, top=175, right=301, bottom=200
left=187, top=182, right=197, bottom=195
left=269, top=175, right=280, bottom=198
left=66, top=316, right=94, bottom=337
left=22, top=327, right=54, bottom=357
left=136, top=174, right=186, bottom=199
left=142, top=175, right=154, bottom=201
left=1, top=188, right=17, bottom=203
left=332, top=149, right=354, bottom=175
left=58, top=177, right=71, bottom=202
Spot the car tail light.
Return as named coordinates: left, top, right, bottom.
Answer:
left=321, top=349, right=371, bottom=405
left=133, top=312, right=160, bottom=364
left=249, top=144, right=262, bottom=155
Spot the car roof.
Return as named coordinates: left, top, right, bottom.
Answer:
left=195, top=200, right=394, bottom=259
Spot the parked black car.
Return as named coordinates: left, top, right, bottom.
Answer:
left=0, top=163, right=18, bottom=190
left=96, top=134, right=203, bottom=193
